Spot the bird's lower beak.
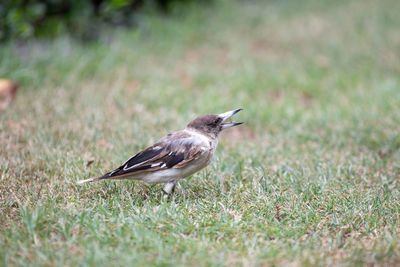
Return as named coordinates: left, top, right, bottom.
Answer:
left=218, top=108, right=243, bottom=130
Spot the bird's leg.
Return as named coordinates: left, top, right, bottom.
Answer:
left=162, top=180, right=177, bottom=195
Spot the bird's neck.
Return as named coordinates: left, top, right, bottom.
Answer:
left=185, top=127, right=218, bottom=142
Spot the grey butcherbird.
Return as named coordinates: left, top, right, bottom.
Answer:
left=77, top=108, right=243, bottom=194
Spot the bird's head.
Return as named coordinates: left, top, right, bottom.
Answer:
left=187, top=108, right=243, bottom=138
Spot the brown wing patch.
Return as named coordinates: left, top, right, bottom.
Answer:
left=98, top=130, right=207, bottom=180
left=173, top=147, right=204, bottom=168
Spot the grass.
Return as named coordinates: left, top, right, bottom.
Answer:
left=1, top=0, right=400, bottom=265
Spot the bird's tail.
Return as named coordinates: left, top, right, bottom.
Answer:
left=76, top=176, right=102, bottom=185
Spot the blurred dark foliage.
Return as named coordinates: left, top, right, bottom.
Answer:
left=0, top=0, right=211, bottom=41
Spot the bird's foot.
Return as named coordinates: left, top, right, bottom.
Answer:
left=162, top=180, right=177, bottom=195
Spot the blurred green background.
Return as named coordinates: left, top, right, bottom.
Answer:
left=0, top=0, right=211, bottom=40
left=1, top=0, right=399, bottom=266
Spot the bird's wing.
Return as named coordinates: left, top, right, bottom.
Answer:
left=97, top=131, right=208, bottom=180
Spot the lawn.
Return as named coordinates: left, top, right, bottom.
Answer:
left=1, top=0, right=399, bottom=265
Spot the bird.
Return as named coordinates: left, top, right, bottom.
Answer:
left=77, top=108, right=243, bottom=194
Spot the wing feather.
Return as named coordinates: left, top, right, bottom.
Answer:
left=123, top=147, right=163, bottom=169
left=165, top=152, right=185, bottom=168
left=97, top=131, right=208, bottom=180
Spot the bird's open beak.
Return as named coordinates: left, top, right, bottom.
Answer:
left=218, top=108, right=243, bottom=130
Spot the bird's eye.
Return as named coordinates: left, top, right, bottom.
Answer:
left=208, top=118, right=220, bottom=126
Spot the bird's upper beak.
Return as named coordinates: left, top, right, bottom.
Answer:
left=218, top=108, right=243, bottom=130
